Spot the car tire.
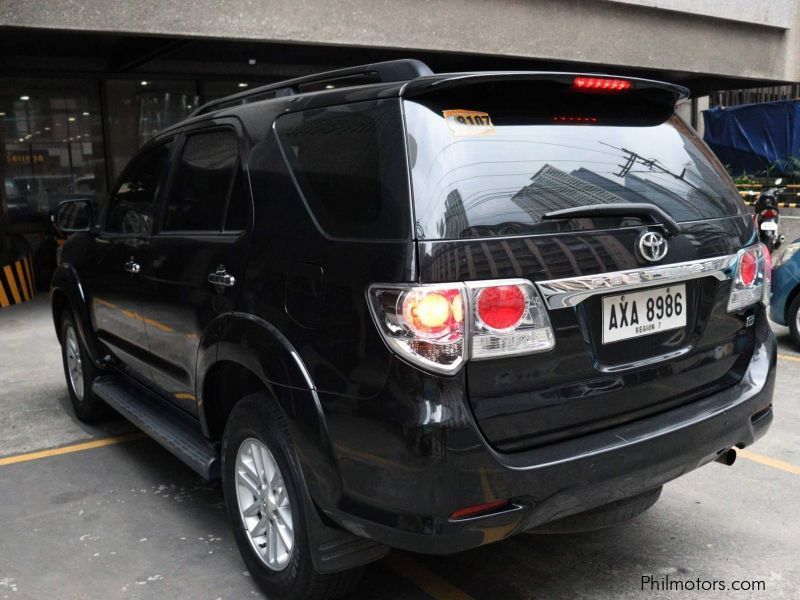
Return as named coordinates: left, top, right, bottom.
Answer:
left=222, top=394, right=363, bottom=600
left=787, top=293, right=800, bottom=348
left=528, top=486, right=662, bottom=534
left=59, top=310, right=104, bottom=422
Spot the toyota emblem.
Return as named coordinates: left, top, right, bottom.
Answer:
left=638, top=231, right=668, bottom=262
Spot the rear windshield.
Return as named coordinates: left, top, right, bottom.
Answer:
left=404, top=82, right=742, bottom=240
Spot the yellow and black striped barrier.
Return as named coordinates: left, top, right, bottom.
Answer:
left=743, top=201, right=800, bottom=208
left=0, top=255, right=35, bottom=308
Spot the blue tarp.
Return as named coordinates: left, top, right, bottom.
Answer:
left=702, top=100, right=800, bottom=176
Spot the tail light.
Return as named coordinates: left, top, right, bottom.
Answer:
left=760, top=208, right=778, bottom=219
left=368, top=279, right=554, bottom=374
left=467, top=280, right=555, bottom=360
left=727, top=243, right=770, bottom=312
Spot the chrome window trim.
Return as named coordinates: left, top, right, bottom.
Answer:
left=536, top=254, right=738, bottom=310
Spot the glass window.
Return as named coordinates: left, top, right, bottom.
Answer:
left=275, top=99, right=410, bottom=240
left=404, top=81, right=743, bottom=240
left=106, top=141, right=173, bottom=235
left=0, top=78, right=107, bottom=231
left=162, top=130, right=240, bottom=232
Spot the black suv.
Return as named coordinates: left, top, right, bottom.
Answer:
left=51, top=60, right=775, bottom=599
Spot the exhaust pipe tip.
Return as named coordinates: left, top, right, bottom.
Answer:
left=715, top=448, right=737, bottom=466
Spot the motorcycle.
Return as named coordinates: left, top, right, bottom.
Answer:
left=754, top=178, right=786, bottom=252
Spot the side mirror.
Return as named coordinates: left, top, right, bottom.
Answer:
left=53, top=199, right=93, bottom=233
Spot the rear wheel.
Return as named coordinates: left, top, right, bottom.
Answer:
left=529, top=486, right=662, bottom=534
left=222, top=395, right=363, bottom=600
left=59, top=311, right=104, bottom=422
left=787, top=293, right=800, bottom=348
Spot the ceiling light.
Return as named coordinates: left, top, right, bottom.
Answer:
left=82, top=111, right=90, bottom=116
left=20, top=95, right=30, bottom=101
left=0, top=112, right=5, bottom=116
left=237, top=82, right=249, bottom=88
left=140, top=81, right=149, bottom=86
left=68, top=117, right=76, bottom=122
left=248, top=58, right=256, bottom=65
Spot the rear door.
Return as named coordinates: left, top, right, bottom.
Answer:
left=139, top=121, right=250, bottom=415
left=404, top=77, right=754, bottom=452
left=86, top=139, right=174, bottom=384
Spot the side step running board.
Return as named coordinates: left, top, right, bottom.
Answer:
left=92, top=375, right=220, bottom=480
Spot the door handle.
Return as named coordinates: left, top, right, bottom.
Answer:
left=123, top=258, right=141, bottom=274
left=208, top=266, right=235, bottom=288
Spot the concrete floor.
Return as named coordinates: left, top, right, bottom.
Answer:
left=1, top=296, right=798, bottom=600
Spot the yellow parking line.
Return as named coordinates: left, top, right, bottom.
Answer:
left=778, top=353, right=800, bottom=363
left=384, top=553, right=475, bottom=600
left=737, top=449, right=800, bottom=477
left=0, top=433, right=146, bottom=467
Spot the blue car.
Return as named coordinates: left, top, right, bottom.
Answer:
left=770, top=239, right=800, bottom=343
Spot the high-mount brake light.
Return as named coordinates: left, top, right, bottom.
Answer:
left=553, top=116, right=598, bottom=123
left=572, top=76, right=632, bottom=93
left=368, top=279, right=555, bottom=374
left=727, top=243, right=770, bottom=312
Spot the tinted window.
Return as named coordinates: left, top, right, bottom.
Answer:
left=404, top=83, right=742, bottom=240
left=106, top=141, right=173, bottom=234
left=162, top=130, right=240, bottom=231
left=275, top=99, right=410, bottom=240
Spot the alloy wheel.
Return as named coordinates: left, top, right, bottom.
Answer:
left=234, top=438, right=294, bottom=571
left=64, top=323, right=84, bottom=401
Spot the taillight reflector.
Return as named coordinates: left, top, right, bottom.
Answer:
left=476, top=285, right=526, bottom=331
left=572, top=76, right=632, bottom=93
left=450, top=499, right=510, bottom=520
left=740, top=251, right=757, bottom=287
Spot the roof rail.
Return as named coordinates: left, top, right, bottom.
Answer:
left=190, top=58, right=433, bottom=117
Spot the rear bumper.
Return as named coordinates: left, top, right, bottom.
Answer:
left=320, top=317, right=775, bottom=556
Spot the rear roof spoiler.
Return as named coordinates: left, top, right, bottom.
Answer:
left=190, top=59, right=433, bottom=117
left=401, top=72, right=689, bottom=103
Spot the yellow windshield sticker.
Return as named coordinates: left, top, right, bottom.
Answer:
left=443, top=109, right=494, bottom=136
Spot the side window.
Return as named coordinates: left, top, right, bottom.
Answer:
left=162, top=130, right=241, bottom=232
left=106, top=141, right=173, bottom=234
left=275, top=99, right=410, bottom=240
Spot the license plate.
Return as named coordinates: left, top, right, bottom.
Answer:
left=760, top=221, right=778, bottom=231
left=602, top=284, right=686, bottom=344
